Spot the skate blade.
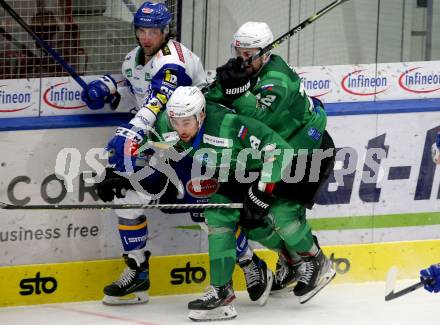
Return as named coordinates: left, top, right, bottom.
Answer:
left=298, top=268, right=336, bottom=304
left=270, top=278, right=297, bottom=295
left=256, top=269, right=274, bottom=306
left=102, top=291, right=149, bottom=305
left=188, top=305, right=237, bottom=322
left=270, top=284, right=295, bottom=295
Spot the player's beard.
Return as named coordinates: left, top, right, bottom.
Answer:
left=142, top=44, right=160, bottom=57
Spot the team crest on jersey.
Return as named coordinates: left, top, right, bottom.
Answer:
left=125, top=68, right=132, bottom=77
left=163, top=69, right=178, bottom=88
left=145, top=72, right=151, bottom=81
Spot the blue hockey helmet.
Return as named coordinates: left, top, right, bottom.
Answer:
left=133, top=2, right=172, bottom=29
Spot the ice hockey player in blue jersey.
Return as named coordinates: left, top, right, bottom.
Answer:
left=419, top=132, right=440, bottom=293
left=420, top=263, right=440, bottom=293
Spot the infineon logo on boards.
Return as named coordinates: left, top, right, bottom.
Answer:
left=341, top=69, right=390, bottom=96
left=43, top=82, right=86, bottom=109
left=0, top=85, right=33, bottom=113
left=398, top=67, right=440, bottom=94
left=298, top=72, right=332, bottom=98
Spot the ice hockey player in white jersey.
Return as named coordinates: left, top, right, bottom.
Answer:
left=81, top=2, right=207, bottom=126
left=80, top=1, right=207, bottom=306
left=120, top=12, right=207, bottom=128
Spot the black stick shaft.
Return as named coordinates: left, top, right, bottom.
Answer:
left=385, top=278, right=433, bottom=301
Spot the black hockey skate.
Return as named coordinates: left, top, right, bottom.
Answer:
left=271, top=254, right=303, bottom=294
left=239, top=254, right=273, bottom=305
left=188, top=281, right=237, bottom=322
left=293, top=250, right=336, bottom=304
left=102, top=251, right=151, bottom=305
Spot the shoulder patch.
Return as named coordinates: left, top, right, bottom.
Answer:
left=260, top=84, right=274, bottom=91
left=237, top=125, right=248, bottom=140
left=203, top=134, right=232, bottom=148
left=172, top=41, right=185, bottom=63
left=307, top=128, right=322, bottom=141
left=161, top=45, right=171, bottom=56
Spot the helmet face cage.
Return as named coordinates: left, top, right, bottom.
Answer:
left=230, top=45, right=260, bottom=60
left=231, top=22, right=274, bottom=60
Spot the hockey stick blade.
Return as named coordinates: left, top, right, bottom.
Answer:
left=385, top=266, right=398, bottom=298
left=385, top=266, right=433, bottom=301
left=0, top=201, right=243, bottom=210
left=0, top=0, right=88, bottom=90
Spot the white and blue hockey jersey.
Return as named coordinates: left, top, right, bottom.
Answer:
left=121, top=39, right=207, bottom=128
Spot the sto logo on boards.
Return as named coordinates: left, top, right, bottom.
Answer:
left=170, top=262, right=207, bottom=285
left=19, top=272, right=58, bottom=295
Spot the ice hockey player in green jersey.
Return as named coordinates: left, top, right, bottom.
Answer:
left=152, top=86, right=335, bottom=321
left=207, top=21, right=327, bottom=154
left=207, top=21, right=336, bottom=300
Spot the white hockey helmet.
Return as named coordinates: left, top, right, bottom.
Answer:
left=166, top=86, right=206, bottom=127
left=232, top=22, right=274, bottom=49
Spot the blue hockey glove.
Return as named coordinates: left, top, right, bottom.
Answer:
left=216, top=57, right=250, bottom=100
left=420, top=263, right=440, bottom=293
left=81, top=75, right=121, bottom=110
left=106, top=123, right=146, bottom=172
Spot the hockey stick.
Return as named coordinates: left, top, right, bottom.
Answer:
left=385, top=266, right=434, bottom=301
left=248, top=0, right=350, bottom=65
left=0, top=0, right=88, bottom=90
left=201, top=0, right=349, bottom=92
left=0, top=201, right=243, bottom=210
